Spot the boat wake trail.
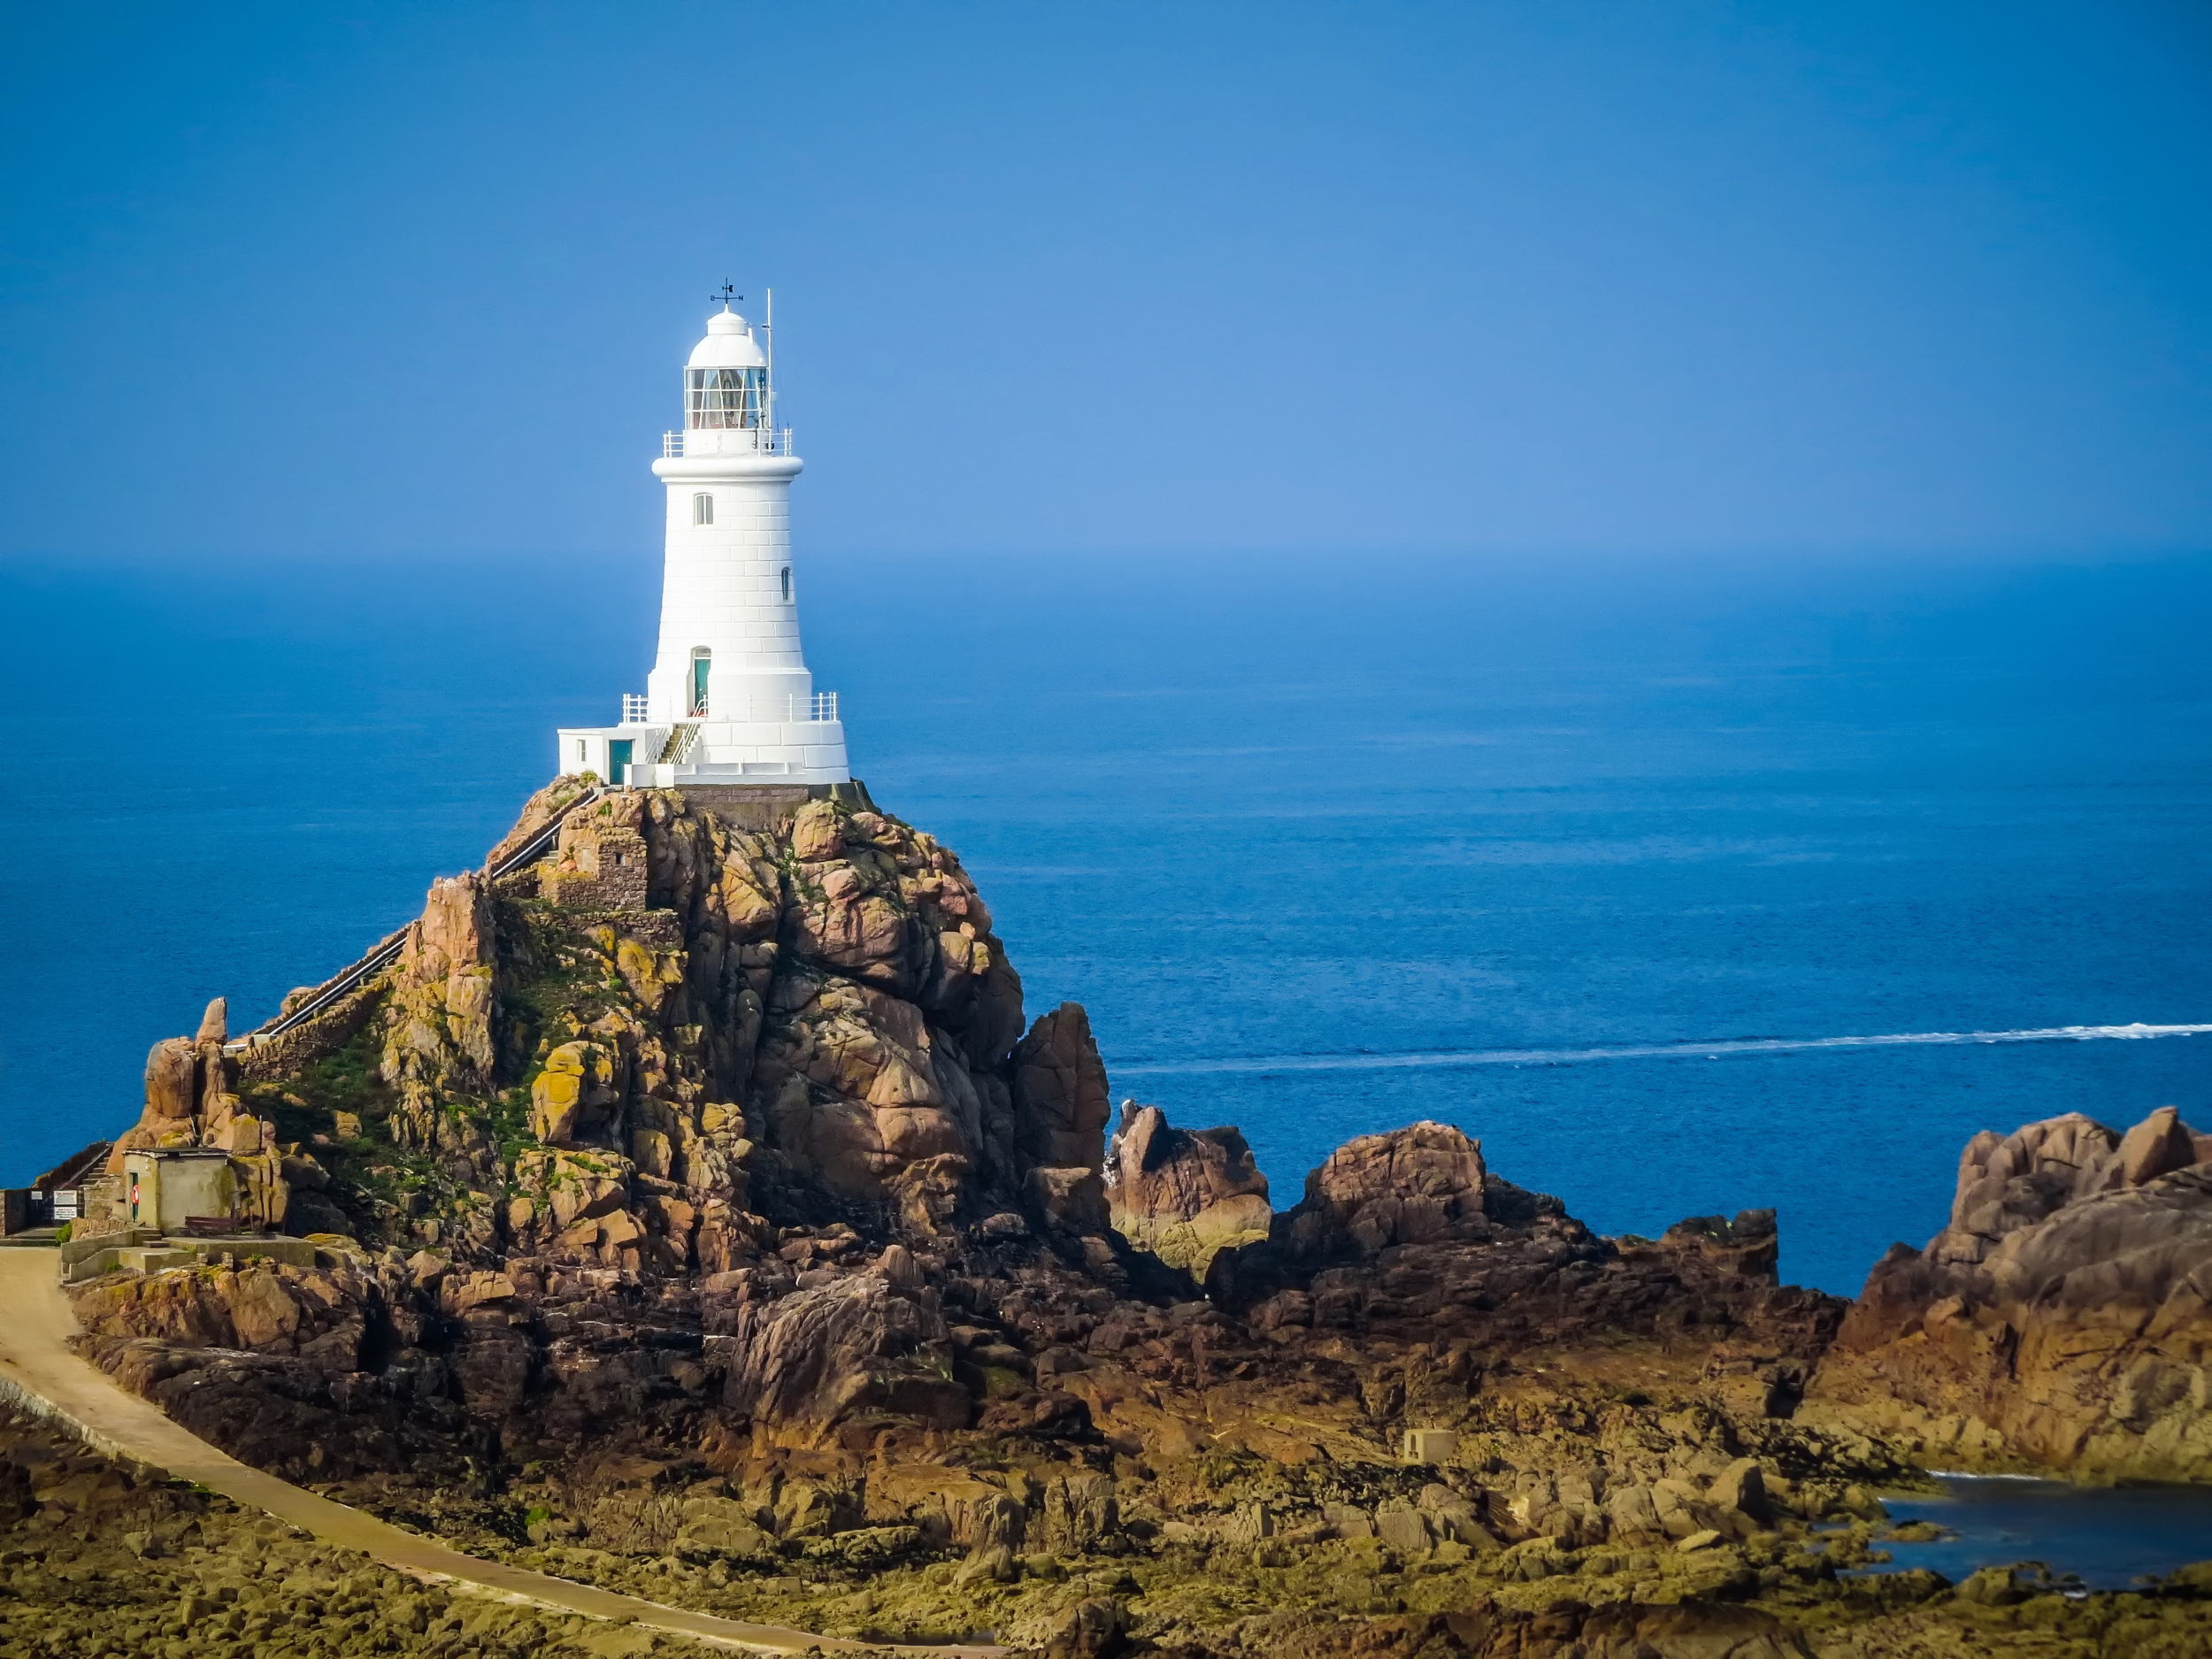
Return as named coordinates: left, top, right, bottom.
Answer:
left=1110, top=1022, right=2212, bottom=1079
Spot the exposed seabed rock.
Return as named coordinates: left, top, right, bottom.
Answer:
left=0, top=1406, right=726, bottom=1659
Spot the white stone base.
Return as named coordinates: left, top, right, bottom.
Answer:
left=556, top=719, right=849, bottom=788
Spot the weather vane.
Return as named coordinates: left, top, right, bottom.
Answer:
left=711, top=280, right=741, bottom=310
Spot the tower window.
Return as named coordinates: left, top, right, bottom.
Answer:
left=693, top=493, right=714, bottom=526
left=780, top=566, right=792, bottom=603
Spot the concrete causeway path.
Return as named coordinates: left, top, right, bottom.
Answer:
left=0, top=1248, right=1001, bottom=1656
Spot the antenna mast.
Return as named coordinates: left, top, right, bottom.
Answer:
left=764, top=288, right=775, bottom=433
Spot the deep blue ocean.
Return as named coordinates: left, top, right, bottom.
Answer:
left=3, top=549, right=2207, bottom=1303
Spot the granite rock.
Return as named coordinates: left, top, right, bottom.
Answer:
left=1106, top=1101, right=1271, bottom=1277
left=1805, top=1106, right=2212, bottom=1481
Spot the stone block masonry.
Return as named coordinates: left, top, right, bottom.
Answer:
left=536, top=795, right=651, bottom=912
left=678, top=777, right=876, bottom=829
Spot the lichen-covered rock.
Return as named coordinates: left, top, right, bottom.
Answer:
left=68, top=1259, right=370, bottom=1361
left=379, top=872, right=497, bottom=1147
left=530, top=1041, right=623, bottom=1146
left=1107, top=1102, right=1271, bottom=1276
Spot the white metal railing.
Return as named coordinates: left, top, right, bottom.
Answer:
left=621, top=693, right=649, bottom=724
left=792, top=691, right=837, bottom=723
left=659, top=722, right=702, bottom=764
left=663, top=427, right=795, bottom=458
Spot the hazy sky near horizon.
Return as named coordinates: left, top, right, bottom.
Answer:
left=4, top=3, right=2209, bottom=564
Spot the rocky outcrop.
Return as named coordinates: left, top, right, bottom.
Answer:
left=1106, top=1101, right=1271, bottom=1278
left=88, top=784, right=1092, bottom=1250
left=106, top=997, right=243, bottom=1170
left=1278, top=1120, right=1490, bottom=1263
left=70, top=1253, right=377, bottom=1362
left=720, top=1273, right=965, bottom=1431
left=1200, top=1123, right=1842, bottom=1412
left=380, top=873, right=498, bottom=1147
left=88, top=995, right=290, bottom=1233
left=1011, top=1002, right=1113, bottom=1235
left=1804, top=1106, right=2212, bottom=1482
left=71, top=783, right=1139, bottom=1461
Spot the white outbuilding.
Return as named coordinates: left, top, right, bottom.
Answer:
left=557, top=297, right=851, bottom=790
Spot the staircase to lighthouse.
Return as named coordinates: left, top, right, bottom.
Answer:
left=557, top=295, right=854, bottom=795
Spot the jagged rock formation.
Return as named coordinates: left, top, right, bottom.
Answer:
left=1804, top=1107, right=2212, bottom=1482
left=102, top=995, right=294, bottom=1226
left=1106, top=1102, right=1271, bottom=1278
left=1199, top=1121, right=1836, bottom=1411
left=366, top=786, right=1034, bottom=1224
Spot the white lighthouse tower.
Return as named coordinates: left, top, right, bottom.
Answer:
left=557, top=294, right=850, bottom=792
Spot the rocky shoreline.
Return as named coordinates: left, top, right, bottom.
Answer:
left=48, top=780, right=2212, bottom=1657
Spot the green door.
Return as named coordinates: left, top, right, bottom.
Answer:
left=608, top=740, right=632, bottom=786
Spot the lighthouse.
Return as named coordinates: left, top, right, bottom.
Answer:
left=557, top=295, right=852, bottom=794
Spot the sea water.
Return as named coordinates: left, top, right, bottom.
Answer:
left=1, top=549, right=2207, bottom=1306
left=1880, top=1476, right=2212, bottom=1589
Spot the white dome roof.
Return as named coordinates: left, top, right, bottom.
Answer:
left=687, top=310, right=767, bottom=371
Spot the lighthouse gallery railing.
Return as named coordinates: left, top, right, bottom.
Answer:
left=616, top=693, right=838, bottom=726
left=663, top=427, right=795, bottom=458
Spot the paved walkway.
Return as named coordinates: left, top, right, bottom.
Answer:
left=0, top=1249, right=998, bottom=1655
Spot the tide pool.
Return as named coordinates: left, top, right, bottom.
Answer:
left=1882, top=1476, right=2212, bottom=1590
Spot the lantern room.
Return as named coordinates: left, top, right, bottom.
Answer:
left=687, top=311, right=771, bottom=429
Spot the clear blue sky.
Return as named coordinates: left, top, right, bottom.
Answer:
left=3, top=2, right=2208, bottom=563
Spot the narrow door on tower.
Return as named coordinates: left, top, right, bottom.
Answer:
left=691, top=649, right=710, bottom=716
left=608, top=740, right=632, bottom=786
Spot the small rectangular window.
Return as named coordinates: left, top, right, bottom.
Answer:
left=693, top=493, right=714, bottom=526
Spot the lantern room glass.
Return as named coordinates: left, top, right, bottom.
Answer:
left=687, top=366, right=769, bottom=429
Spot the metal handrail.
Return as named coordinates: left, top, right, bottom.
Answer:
left=487, top=786, right=605, bottom=882
left=227, top=786, right=604, bottom=1050
left=621, top=693, right=649, bottom=723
